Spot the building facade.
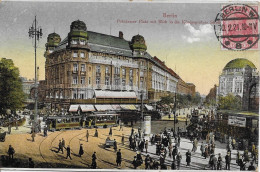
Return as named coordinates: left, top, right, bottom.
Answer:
left=44, top=20, right=193, bottom=110
left=217, top=58, right=259, bottom=111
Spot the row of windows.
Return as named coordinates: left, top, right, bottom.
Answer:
left=72, top=76, right=134, bottom=86
left=73, top=51, right=85, bottom=58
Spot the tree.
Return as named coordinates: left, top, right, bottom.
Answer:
left=0, top=58, right=25, bottom=114
left=218, top=94, right=242, bottom=110
left=205, top=85, right=217, bottom=106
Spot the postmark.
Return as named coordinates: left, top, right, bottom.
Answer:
left=214, top=4, right=259, bottom=50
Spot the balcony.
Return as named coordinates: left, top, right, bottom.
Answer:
left=80, top=71, right=86, bottom=75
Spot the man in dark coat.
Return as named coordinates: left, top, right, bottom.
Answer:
left=172, top=146, right=178, bottom=160
left=145, top=154, right=151, bottom=169
left=57, top=140, right=63, bottom=154
left=248, top=161, right=256, bottom=171
left=43, top=126, right=48, bottom=137
left=139, top=139, right=145, bottom=152
left=109, top=127, right=113, bottom=136
left=225, top=152, right=231, bottom=170
left=66, top=145, right=72, bottom=159
left=79, top=144, right=84, bottom=157
left=212, top=154, right=217, bottom=170
left=95, top=128, right=98, bottom=137
left=171, top=160, right=177, bottom=170
left=62, top=138, right=65, bottom=148
left=186, top=149, right=191, bottom=166
left=8, top=145, right=15, bottom=160
left=132, top=156, right=138, bottom=169
left=92, top=152, right=97, bottom=169
left=116, top=149, right=122, bottom=166
left=114, top=139, right=117, bottom=152
left=217, top=153, right=222, bottom=170
left=86, top=130, right=89, bottom=142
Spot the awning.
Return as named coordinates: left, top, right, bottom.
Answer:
left=69, top=105, right=79, bottom=112
left=95, top=113, right=118, bottom=116
left=95, top=105, right=113, bottom=111
left=111, top=105, right=121, bottom=111
left=80, top=105, right=95, bottom=112
left=145, top=104, right=154, bottom=111
left=120, top=104, right=137, bottom=110
left=94, top=90, right=137, bottom=99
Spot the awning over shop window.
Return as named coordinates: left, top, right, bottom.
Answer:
left=80, top=105, right=95, bottom=112
left=69, top=105, right=79, bottom=112
left=95, top=105, right=113, bottom=111
left=112, top=105, right=121, bottom=111
left=94, top=90, right=137, bottom=99
left=120, top=104, right=137, bottom=110
left=145, top=104, right=154, bottom=111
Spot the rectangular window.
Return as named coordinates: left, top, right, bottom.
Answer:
left=73, top=64, right=78, bottom=72
left=96, top=65, right=101, bottom=73
left=81, top=64, right=86, bottom=71
left=81, top=77, right=85, bottom=85
left=72, top=40, right=77, bottom=45
left=80, top=40, right=85, bottom=45
left=130, top=69, right=133, bottom=76
left=122, top=80, right=126, bottom=86
left=73, top=76, right=78, bottom=84
left=80, top=94, right=84, bottom=99
left=73, top=51, right=78, bottom=58
left=80, top=52, right=85, bottom=58
left=89, top=77, right=91, bottom=84
left=105, top=77, right=109, bottom=85
left=105, top=66, right=109, bottom=74
left=122, top=68, right=126, bottom=76
left=115, top=79, right=120, bottom=85
left=115, top=67, right=120, bottom=74
left=73, top=93, right=77, bottom=99
left=96, top=77, right=100, bottom=85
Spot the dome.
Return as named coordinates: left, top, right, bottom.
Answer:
left=70, top=20, right=87, bottom=31
left=46, top=32, right=61, bottom=47
left=224, top=58, right=256, bottom=70
left=130, top=34, right=147, bottom=51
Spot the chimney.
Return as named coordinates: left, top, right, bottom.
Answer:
left=119, top=31, right=123, bottom=39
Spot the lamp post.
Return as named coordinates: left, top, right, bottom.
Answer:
left=173, top=91, right=177, bottom=135
left=140, top=90, right=144, bottom=129
left=28, top=16, right=43, bottom=131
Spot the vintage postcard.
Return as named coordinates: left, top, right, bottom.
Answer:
left=0, top=0, right=259, bottom=171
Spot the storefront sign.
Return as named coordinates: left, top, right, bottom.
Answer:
left=228, top=116, right=246, bottom=127
left=144, top=116, right=151, bottom=136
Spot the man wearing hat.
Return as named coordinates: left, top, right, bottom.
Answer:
left=79, top=144, right=84, bottom=157
left=225, top=152, right=231, bottom=170
left=132, top=156, right=138, bottom=169
left=116, top=149, right=122, bottom=166
left=145, top=154, right=151, bottom=169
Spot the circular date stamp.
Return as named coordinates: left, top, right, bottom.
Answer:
left=214, top=4, right=259, bottom=50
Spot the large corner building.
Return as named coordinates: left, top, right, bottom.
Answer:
left=43, top=20, right=195, bottom=110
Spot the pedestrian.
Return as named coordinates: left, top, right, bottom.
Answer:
left=109, top=127, right=113, bottom=136
left=95, top=128, right=98, bottom=137
left=66, top=145, right=72, bottom=159
left=236, top=151, right=241, bottom=165
left=176, top=152, right=182, bottom=170
left=8, top=145, right=15, bottom=160
left=62, top=138, right=65, bottom=148
left=114, top=139, right=117, bottom=152
left=177, top=135, right=181, bottom=147
left=131, top=127, right=134, bottom=136
left=145, top=154, right=151, bottom=169
left=116, top=149, right=122, bottom=166
left=232, top=138, right=236, bottom=149
left=43, top=126, right=47, bottom=137
left=225, top=152, right=231, bottom=170
left=244, top=148, right=249, bottom=162
left=15, top=120, right=18, bottom=130
left=79, top=144, right=84, bottom=157
left=119, top=123, right=123, bottom=131
left=140, top=139, right=144, bottom=152
left=186, top=149, right=191, bottom=166
left=168, top=143, right=173, bottom=158
left=57, top=140, right=63, bottom=154
left=31, top=131, right=36, bottom=142
left=132, top=156, right=138, bottom=169
left=121, top=134, right=125, bottom=145
left=92, top=152, right=97, bottom=169
left=248, top=161, right=256, bottom=171
left=217, top=153, right=222, bottom=170
left=28, top=158, right=34, bottom=168
left=136, top=151, right=143, bottom=166
left=8, top=124, right=11, bottom=134
left=86, top=130, right=89, bottom=142
left=200, top=142, right=205, bottom=156
left=212, top=154, right=217, bottom=170
left=204, top=145, right=209, bottom=159
left=239, top=157, right=246, bottom=170
left=145, top=140, right=149, bottom=153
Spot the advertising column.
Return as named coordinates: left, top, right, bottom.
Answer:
left=144, top=116, right=151, bottom=137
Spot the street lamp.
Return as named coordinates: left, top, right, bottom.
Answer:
left=28, top=16, right=43, bottom=131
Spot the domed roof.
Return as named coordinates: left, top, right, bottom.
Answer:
left=46, top=32, right=61, bottom=47
left=224, top=58, right=256, bottom=70
left=70, top=20, right=87, bottom=31
left=48, top=32, right=60, bottom=38
left=130, top=34, right=147, bottom=50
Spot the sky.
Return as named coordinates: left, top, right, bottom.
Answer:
left=0, top=1, right=259, bottom=95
